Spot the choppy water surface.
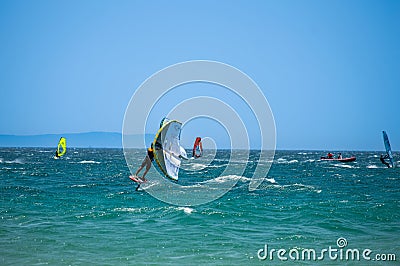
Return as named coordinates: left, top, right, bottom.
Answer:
left=1, top=148, right=399, bottom=265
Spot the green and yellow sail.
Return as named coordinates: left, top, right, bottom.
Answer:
left=56, top=137, right=67, bottom=157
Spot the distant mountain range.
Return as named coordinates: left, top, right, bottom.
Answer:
left=0, top=132, right=152, bottom=148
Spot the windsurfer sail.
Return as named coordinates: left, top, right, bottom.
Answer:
left=55, top=137, right=66, bottom=158
left=192, top=137, right=203, bottom=158
left=152, top=119, right=187, bottom=181
left=382, top=131, right=394, bottom=168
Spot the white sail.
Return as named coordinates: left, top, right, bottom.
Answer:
left=152, top=120, right=185, bottom=180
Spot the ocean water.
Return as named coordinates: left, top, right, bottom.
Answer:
left=1, top=148, right=399, bottom=265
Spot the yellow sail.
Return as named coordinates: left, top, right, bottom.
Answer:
left=57, top=137, right=67, bottom=157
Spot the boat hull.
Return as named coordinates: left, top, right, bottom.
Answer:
left=320, top=157, right=356, bottom=162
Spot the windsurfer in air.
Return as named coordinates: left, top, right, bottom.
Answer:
left=380, top=154, right=391, bottom=168
left=130, top=143, right=154, bottom=190
left=192, top=137, right=203, bottom=158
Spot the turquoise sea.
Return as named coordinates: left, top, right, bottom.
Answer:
left=1, top=148, right=399, bottom=265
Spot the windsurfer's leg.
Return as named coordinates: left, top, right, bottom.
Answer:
left=135, top=166, right=143, bottom=176
left=140, top=157, right=151, bottom=181
left=135, top=156, right=147, bottom=176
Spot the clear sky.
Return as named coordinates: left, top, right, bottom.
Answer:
left=0, top=0, right=399, bottom=150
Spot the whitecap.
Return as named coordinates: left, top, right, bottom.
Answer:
left=265, top=178, right=277, bottom=184
left=188, top=163, right=208, bottom=170
left=202, top=175, right=249, bottom=184
left=114, top=207, right=140, bottom=213
left=367, top=165, right=378, bottom=169
left=5, top=159, right=24, bottom=164
left=177, top=207, right=194, bottom=214
left=70, top=184, right=89, bottom=188
left=289, top=183, right=322, bottom=193
left=78, top=160, right=100, bottom=164
left=333, top=164, right=354, bottom=169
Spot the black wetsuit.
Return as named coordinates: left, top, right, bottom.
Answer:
left=147, top=148, right=154, bottom=161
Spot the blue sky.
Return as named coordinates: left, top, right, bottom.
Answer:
left=0, top=0, right=399, bottom=150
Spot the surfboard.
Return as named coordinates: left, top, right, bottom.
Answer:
left=129, top=175, right=146, bottom=183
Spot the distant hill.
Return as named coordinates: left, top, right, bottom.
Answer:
left=0, top=132, right=153, bottom=148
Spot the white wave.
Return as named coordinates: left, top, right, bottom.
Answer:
left=367, top=165, right=378, bottom=169
left=265, top=178, right=277, bottom=184
left=4, top=159, right=24, bottom=164
left=177, top=207, right=194, bottom=214
left=203, top=175, right=249, bottom=184
left=78, top=160, right=100, bottom=164
left=288, top=183, right=322, bottom=193
left=304, top=159, right=315, bottom=163
left=113, top=207, right=149, bottom=213
left=257, top=182, right=321, bottom=193
left=229, top=159, right=251, bottom=164
left=187, top=163, right=208, bottom=171
left=70, top=184, right=90, bottom=188
left=140, top=181, right=158, bottom=190
left=276, top=158, right=298, bottom=164
left=114, top=207, right=136, bottom=212
left=332, top=164, right=354, bottom=169
left=0, top=158, right=3, bottom=163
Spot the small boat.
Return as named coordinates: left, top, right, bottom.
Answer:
left=320, top=156, right=356, bottom=162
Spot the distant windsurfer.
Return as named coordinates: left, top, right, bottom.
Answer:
left=380, top=154, right=391, bottom=168
left=192, top=137, right=203, bottom=158
left=130, top=144, right=154, bottom=190
left=54, top=137, right=66, bottom=159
